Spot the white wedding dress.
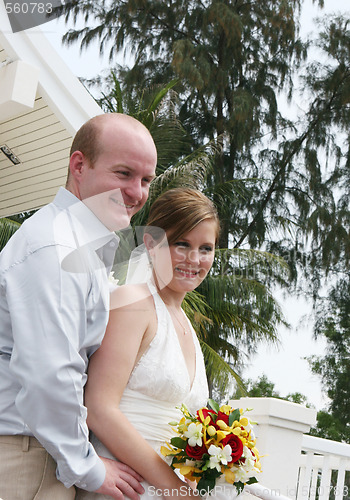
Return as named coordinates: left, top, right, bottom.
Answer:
left=75, top=282, right=209, bottom=500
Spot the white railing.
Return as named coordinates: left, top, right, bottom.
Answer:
left=230, top=398, right=350, bottom=500
left=297, top=434, right=350, bottom=500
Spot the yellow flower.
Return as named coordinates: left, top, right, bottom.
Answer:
left=178, top=417, right=188, bottom=434
left=180, top=404, right=191, bottom=418
left=197, top=409, right=210, bottom=424
left=173, top=463, right=201, bottom=481
left=207, top=425, right=216, bottom=437
left=160, top=445, right=182, bottom=457
left=232, top=427, right=242, bottom=436
left=215, top=430, right=227, bottom=442
left=216, top=420, right=229, bottom=430
left=224, top=468, right=236, bottom=484
left=220, top=405, right=232, bottom=414
left=240, top=417, right=249, bottom=427
left=247, top=439, right=257, bottom=449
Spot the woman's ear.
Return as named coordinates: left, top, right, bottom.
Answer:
left=143, top=233, right=156, bottom=253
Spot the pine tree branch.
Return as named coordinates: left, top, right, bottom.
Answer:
left=233, top=77, right=346, bottom=248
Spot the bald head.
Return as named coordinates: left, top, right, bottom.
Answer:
left=68, top=113, right=155, bottom=169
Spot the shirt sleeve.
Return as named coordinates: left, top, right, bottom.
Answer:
left=4, top=243, right=106, bottom=491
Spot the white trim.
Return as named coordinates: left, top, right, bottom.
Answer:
left=0, top=60, right=39, bottom=119
left=302, top=434, right=350, bottom=458
left=0, top=2, right=103, bottom=135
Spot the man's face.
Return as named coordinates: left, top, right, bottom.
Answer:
left=78, top=123, right=157, bottom=231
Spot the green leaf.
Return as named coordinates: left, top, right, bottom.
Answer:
left=235, top=481, right=245, bottom=494
left=229, top=409, right=241, bottom=426
left=146, top=79, right=179, bottom=116
left=247, top=477, right=259, bottom=485
left=170, top=437, right=187, bottom=449
left=208, top=399, right=220, bottom=413
left=197, top=477, right=216, bottom=495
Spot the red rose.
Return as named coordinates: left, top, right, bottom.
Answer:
left=217, top=411, right=229, bottom=425
left=222, top=434, right=243, bottom=463
left=197, top=408, right=216, bottom=424
left=186, top=443, right=207, bottom=460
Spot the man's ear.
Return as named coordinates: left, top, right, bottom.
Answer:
left=69, top=151, right=86, bottom=182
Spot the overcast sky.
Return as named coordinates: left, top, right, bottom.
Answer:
left=42, top=0, right=349, bottom=410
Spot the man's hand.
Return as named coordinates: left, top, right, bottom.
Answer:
left=94, top=457, right=145, bottom=500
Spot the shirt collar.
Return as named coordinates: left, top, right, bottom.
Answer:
left=53, top=187, right=119, bottom=250
left=53, top=187, right=119, bottom=271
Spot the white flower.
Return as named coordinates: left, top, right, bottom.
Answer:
left=231, top=465, right=250, bottom=483
left=242, top=445, right=253, bottom=460
left=231, top=446, right=260, bottom=482
left=184, top=422, right=204, bottom=447
left=208, top=444, right=232, bottom=472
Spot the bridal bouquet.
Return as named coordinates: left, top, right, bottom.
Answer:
left=161, top=400, right=261, bottom=496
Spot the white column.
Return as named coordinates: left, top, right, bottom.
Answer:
left=229, top=397, right=317, bottom=499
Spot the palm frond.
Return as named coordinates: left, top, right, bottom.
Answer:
left=150, top=139, right=220, bottom=196
left=132, top=139, right=220, bottom=228
left=0, top=218, right=21, bottom=251
left=199, top=340, right=246, bottom=395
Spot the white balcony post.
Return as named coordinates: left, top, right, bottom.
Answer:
left=229, top=397, right=317, bottom=499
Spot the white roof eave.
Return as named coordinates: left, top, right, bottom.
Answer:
left=0, top=3, right=103, bottom=136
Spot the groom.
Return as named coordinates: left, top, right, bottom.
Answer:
left=0, top=113, right=157, bottom=499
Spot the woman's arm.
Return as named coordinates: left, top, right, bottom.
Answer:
left=85, top=285, right=193, bottom=497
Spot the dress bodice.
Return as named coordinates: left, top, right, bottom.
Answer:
left=125, top=282, right=208, bottom=409
left=117, top=282, right=209, bottom=443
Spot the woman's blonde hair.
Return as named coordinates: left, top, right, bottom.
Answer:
left=145, top=188, right=220, bottom=244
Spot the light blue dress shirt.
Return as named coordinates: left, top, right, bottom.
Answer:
left=0, top=187, right=119, bottom=491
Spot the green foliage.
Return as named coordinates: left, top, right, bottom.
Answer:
left=309, top=411, right=350, bottom=443
left=307, top=276, right=350, bottom=443
left=235, top=372, right=349, bottom=443
left=0, top=211, right=37, bottom=251
left=232, top=374, right=313, bottom=408
left=98, top=76, right=191, bottom=173
left=0, top=218, right=21, bottom=251
left=232, top=374, right=281, bottom=399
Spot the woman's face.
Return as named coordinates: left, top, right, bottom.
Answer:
left=150, top=219, right=217, bottom=294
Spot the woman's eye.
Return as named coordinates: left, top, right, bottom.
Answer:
left=174, top=241, right=189, bottom=248
left=201, top=246, right=213, bottom=253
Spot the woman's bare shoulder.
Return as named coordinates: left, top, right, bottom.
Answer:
left=109, top=283, right=154, bottom=311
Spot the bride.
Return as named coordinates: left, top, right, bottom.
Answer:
left=76, top=188, right=220, bottom=500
